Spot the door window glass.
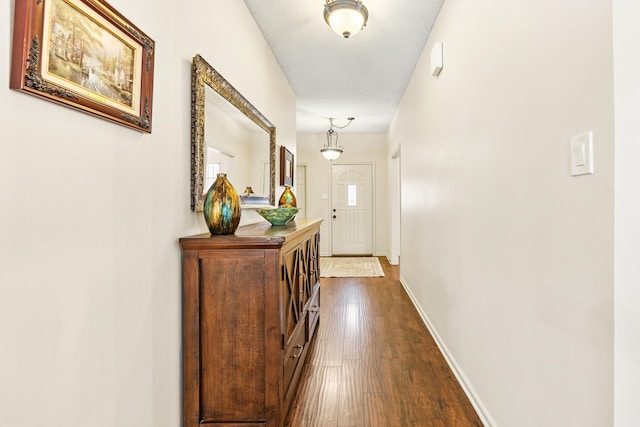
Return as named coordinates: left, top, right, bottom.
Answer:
left=347, top=184, right=357, bottom=206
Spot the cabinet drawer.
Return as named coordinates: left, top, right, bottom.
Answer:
left=307, top=287, right=320, bottom=341
left=283, top=322, right=306, bottom=399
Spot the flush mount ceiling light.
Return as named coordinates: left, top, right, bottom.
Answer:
left=323, top=0, right=369, bottom=38
left=321, top=117, right=355, bottom=160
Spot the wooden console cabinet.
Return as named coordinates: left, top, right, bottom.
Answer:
left=179, top=218, right=322, bottom=427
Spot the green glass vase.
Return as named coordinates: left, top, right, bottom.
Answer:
left=203, top=173, right=241, bottom=235
left=278, top=186, right=297, bottom=208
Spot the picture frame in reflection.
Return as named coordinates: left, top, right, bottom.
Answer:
left=280, top=146, right=294, bottom=187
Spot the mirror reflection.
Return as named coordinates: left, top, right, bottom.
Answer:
left=190, top=54, right=276, bottom=212
left=204, top=85, right=271, bottom=203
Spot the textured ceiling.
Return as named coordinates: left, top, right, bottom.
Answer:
left=243, top=0, right=444, bottom=134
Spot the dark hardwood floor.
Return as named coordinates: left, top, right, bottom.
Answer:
left=285, top=257, right=483, bottom=427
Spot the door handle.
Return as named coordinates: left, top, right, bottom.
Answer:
left=292, top=344, right=304, bottom=358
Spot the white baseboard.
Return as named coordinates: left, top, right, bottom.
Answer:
left=399, top=275, right=497, bottom=427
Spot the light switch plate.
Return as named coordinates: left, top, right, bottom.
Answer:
left=431, top=42, right=443, bottom=77
left=570, top=131, right=594, bottom=176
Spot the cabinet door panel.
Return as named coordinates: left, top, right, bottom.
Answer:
left=309, top=232, right=320, bottom=287
left=299, top=232, right=320, bottom=313
left=298, top=239, right=310, bottom=311
left=282, top=246, right=301, bottom=346
left=200, top=253, right=266, bottom=421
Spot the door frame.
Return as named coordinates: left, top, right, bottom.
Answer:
left=389, top=147, right=401, bottom=265
left=328, top=162, right=376, bottom=256
left=295, top=163, right=308, bottom=218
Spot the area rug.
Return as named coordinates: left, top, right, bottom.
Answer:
left=320, top=257, right=385, bottom=278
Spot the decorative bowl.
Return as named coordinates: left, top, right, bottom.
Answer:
left=257, top=207, right=299, bottom=226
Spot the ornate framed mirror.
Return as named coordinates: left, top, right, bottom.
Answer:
left=190, top=54, right=276, bottom=211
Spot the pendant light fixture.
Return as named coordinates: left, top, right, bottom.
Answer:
left=321, top=117, right=354, bottom=160
left=323, top=0, right=369, bottom=38
left=321, top=127, right=342, bottom=160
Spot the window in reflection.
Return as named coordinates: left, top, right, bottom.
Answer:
left=205, top=147, right=233, bottom=190
left=204, top=85, right=269, bottom=200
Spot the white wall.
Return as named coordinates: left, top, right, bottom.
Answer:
left=388, top=1, right=614, bottom=426
left=613, top=1, right=640, bottom=425
left=297, top=133, right=387, bottom=257
left=0, top=1, right=296, bottom=426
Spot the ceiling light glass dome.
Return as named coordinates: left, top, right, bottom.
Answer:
left=323, top=0, right=369, bottom=38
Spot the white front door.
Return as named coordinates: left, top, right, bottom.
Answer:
left=331, top=164, right=373, bottom=255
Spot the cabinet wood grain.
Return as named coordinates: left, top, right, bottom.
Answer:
left=180, top=218, right=322, bottom=427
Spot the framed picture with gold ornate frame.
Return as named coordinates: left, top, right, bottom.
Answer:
left=280, top=146, right=294, bottom=187
left=10, top=0, right=155, bottom=133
